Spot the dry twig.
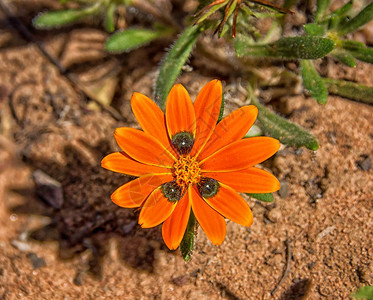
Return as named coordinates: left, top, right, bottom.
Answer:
left=271, top=239, right=292, bottom=295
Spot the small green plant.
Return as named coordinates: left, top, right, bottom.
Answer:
left=33, top=0, right=175, bottom=52
left=353, top=286, right=373, bottom=300
left=32, top=0, right=373, bottom=260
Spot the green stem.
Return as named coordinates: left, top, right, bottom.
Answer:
left=180, top=211, right=196, bottom=262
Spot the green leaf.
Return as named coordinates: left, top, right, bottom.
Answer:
left=324, top=78, right=373, bottom=104
left=304, top=24, right=326, bottom=36
left=353, top=286, right=373, bottom=300
left=251, top=97, right=319, bottom=150
left=347, top=46, right=373, bottom=64
left=247, top=193, right=274, bottom=202
left=315, top=0, right=331, bottom=22
left=106, top=28, right=166, bottom=53
left=155, top=25, right=202, bottom=110
left=331, top=49, right=356, bottom=67
left=301, top=60, right=328, bottom=104
left=326, top=1, right=353, bottom=30
left=104, top=3, right=116, bottom=33
left=235, top=36, right=335, bottom=60
left=217, top=93, right=225, bottom=123
left=194, top=1, right=227, bottom=24
left=33, top=10, right=86, bottom=29
left=341, top=40, right=366, bottom=51
left=180, top=211, right=196, bottom=262
left=337, top=2, right=373, bottom=35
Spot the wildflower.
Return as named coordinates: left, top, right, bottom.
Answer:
left=102, top=80, right=280, bottom=250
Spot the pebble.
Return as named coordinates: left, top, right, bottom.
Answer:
left=11, top=240, right=31, bottom=252
left=267, top=208, right=282, bottom=223
left=279, top=180, right=289, bottom=198
left=357, top=155, right=371, bottom=171
left=27, top=252, right=46, bottom=269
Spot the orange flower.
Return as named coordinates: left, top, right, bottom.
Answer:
left=101, top=80, right=280, bottom=250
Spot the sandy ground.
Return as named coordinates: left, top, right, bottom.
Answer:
left=0, top=1, right=373, bottom=299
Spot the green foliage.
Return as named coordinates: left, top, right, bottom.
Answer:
left=301, top=60, right=328, bottom=104
left=33, top=9, right=87, bottom=28
left=346, top=46, right=373, bottom=64
left=155, top=25, right=202, bottom=110
left=331, top=50, right=356, bottom=67
left=324, top=78, right=373, bottom=104
left=353, top=286, right=373, bottom=300
left=304, top=24, right=326, bottom=36
left=315, top=0, right=331, bottom=22
left=235, top=36, right=335, bottom=60
left=337, top=2, right=373, bottom=35
left=180, top=211, right=196, bottom=262
left=105, top=28, right=169, bottom=53
left=104, top=2, right=116, bottom=33
left=252, top=97, right=319, bottom=150
left=217, top=93, right=225, bottom=123
left=247, top=193, right=274, bottom=202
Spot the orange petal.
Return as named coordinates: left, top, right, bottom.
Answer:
left=203, top=183, right=253, bottom=227
left=162, top=189, right=191, bottom=250
left=115, top=128, right=176, bottom=167
left=190, top=186, right=226, bottom=245
left=201, top=137, right=280, bottom=172
left=111, top=174, right=173, bottom=208
left=101, top=152, right=170, bottom=176
left=198, top=105, right=258, bottom=160
left=131, top=93, right=177, bottom=157
left=191, top=80, right=222, bottom=156
left=204, top=167, right=280, bottom=193
left=166, top=84, right=196, bottom=139
left=139, top=187, right=177, bottom=228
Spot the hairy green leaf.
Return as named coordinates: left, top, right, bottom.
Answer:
left=155, top=25, right=202, bottom=110
left=106, top=28, right=166, bottom=53
left=324, top=78, right=373, bottom=104
left=301, top=60, right=328, bottom=104
left=180, top=211, right=196, bottom=262
left=353, top=286, right=373, bottom=300
left=104, top=3, right=116, bottom=33
left=331, top=50, right=356, bottom=67
left=235, top=36, right=335, bottom=59
left=252, top=97, right=319, bottom=150
left=315, top=0, right=331, bottom=22
left=33, top=10, right=86, bottom=28
left=341, top=40, right=366, bottom=51
left=304, top=24, right=326, bottom=36
left=326, top=1, right=353, bottom=29
left=337, top=2, right=373, bottom=35
left=217, top=94, right=225, bottom=123
left=347, top=47, right=373, bottom=64
left=247, top=193, right=274, bottom=202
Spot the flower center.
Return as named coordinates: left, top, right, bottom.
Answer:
left=172, top=155, right=201, bottom=188
left=171, top=132, right=194, bottom=155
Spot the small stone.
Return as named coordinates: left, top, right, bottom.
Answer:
left=73, top=271, right=84, bottom=286
left=357, top=155, right=371, bottom=171
left=32, top=170, right=64, bottom=209
left=172, top=275, right=188, bottom=286
left=279, top=180, right=289, bottom=198
left=267, top=208, right=282, bottom=223
left=27, top=252, right=46, bottom=269
left=11, top=240, right=31, bottom=252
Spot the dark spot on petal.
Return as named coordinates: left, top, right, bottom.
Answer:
left=172, top=132, right=194, bottom=155
left=161, top=181, right=182, bottom=203
left=198, top=177, right=219, bottom=198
